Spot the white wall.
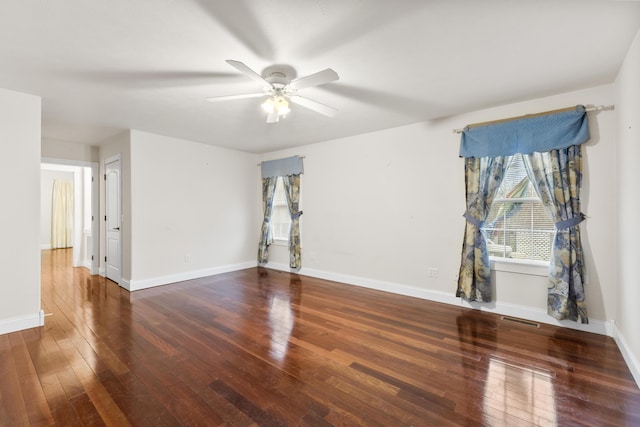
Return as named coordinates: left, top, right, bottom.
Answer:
left=0, top=88, right=43, bottom=334
left=261, top=84, right=617, bottom=335
left=42, top=138, right=98, bottom=163
left=40, top=168, right=75, bottom=249
left=615, top=28, right=640, bottom=385
left=126, top=130, right=259, bottom=290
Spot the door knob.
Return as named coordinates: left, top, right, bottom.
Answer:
left=113, top=227, right=120, bottom=231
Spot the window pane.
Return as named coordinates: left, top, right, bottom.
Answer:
left=484, top=154, right=553, bottom=262
left=272, top=206, right=290, bottom=239
left=274, top=178, right=287, bottom=203
left=271, top=178, right=291, bottom=241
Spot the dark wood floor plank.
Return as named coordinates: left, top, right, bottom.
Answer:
left=57, top=337, right=130, bottom=426
left=1, top=248, right=639, bottom=426
left=7, top=332, right=54, bottom=427
left=0, top=336, right=31, bottom=426
left=159, top=350, right=264, bottom=426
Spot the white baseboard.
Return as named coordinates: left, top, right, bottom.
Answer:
left=266, top=262, right=612, bottom=336
left=0, top=310, right=45, bottom=335
left=612, top=324, right=640, bottom=388
left=126, top=261, right=257, bottom=292
left=120, top=278, right=131, bottom=291
left=40, top=244, right=51, bottom=250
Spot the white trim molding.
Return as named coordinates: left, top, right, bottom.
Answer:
left=491, top=258, right=549, bottom=276
left=119, top=278, right=131, bottom=291
left=612, top=323, right=640, bottom=388
left=0, top=310, right=45, bottom=335
left=125, top=261, right=257, bottom=292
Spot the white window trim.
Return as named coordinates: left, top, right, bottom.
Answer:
left=271, top=177, right=291, bottom=244
left=271, top=237, right=289, bottom=247
left=490, top=256, right=549, bottom=277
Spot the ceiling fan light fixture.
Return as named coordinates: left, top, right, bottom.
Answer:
left=275, top=96, right=290, bottom=116
left=262, top=95, right=289, bottom=119
left=261, top=97, right=275, bottom=113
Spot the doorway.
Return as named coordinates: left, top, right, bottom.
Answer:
left=40, top=159, right=99, bottom=274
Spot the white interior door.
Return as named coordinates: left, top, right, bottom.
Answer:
left=105, top=156, right=121, bottom=284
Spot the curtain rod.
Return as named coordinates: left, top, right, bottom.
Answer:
left=257, top=155, right=305, bottom=166
left=452, top=104, right=614, bottom=134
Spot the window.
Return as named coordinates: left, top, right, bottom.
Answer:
left=483, top=154, right=554, bottom=262
left=271, top=177, right=291, bottom=241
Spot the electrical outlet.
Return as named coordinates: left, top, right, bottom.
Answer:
left=428, top=267, right=439, bottom=278
left=184, top=254, right=191, bottom=263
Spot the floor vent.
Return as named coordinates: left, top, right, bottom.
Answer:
left=501, top=316, right=540, bottom=328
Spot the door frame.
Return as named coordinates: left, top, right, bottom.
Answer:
left=41, top=157, right=100, bottom=275
left=104, top=154, right=122, bottom=285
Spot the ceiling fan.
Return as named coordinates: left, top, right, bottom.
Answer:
left=206, top=60, right=339, bottom=123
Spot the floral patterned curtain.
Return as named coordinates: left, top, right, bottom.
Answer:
left=257, top=177, right=277, bottom=264
left=523, top=145, right=588, bottom=323
left=457, top=156, right=510, bottom=302
left=282, top=174, right=302, bottom=269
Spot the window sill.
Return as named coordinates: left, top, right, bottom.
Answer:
left=271, top=239, right=289, bottom=247
left=490, top=257, right=549, bottom=277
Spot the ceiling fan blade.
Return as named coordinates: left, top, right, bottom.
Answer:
left=290, top=68, right=339, bottom=90
left=226, top=60, right=271, bottom=87
left=69, top=70, right=244, bottom=88
left=266, top=111, right=279, bottom=123
left=290, top=95, right=338, bottom=117
left=206, top=93, right=265, bottom=102
left=194, top=2, right=275, bottom=59
left=321, top=83, right=433, bottom=116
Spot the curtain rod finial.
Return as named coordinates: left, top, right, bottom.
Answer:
left=585, top=104, right=615, bottom=112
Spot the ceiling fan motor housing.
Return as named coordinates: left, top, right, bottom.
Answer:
left=266, top=71, right=288, bottom=87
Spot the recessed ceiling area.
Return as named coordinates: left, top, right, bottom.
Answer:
left=1, top=0, right=639, bottom=153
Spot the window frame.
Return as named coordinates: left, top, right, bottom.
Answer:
left=270, top=177, right=291, bottom=246
left=482, top=154, right=552, bottom=275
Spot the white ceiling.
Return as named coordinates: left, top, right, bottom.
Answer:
left=1, top=1, right=639, bottom=153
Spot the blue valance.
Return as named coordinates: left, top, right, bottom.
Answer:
left=261, top=156, right=304, bottom=178
left=459, top=106, right=590, bottom=158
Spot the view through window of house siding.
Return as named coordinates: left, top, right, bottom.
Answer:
left=483, top=154, right=554, bottom=261
left=271, top=177, right=291, bottom=241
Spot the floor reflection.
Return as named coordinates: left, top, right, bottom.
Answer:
left=253, top=269, right=303, bottom=364
left=268, top=294, right=294, bottom=361
left=483, top=359, right=557, bottom=426
left=456, top=312, right=559, bottom=425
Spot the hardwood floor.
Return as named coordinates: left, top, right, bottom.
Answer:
left=1, top=249, right=639, bottom=426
